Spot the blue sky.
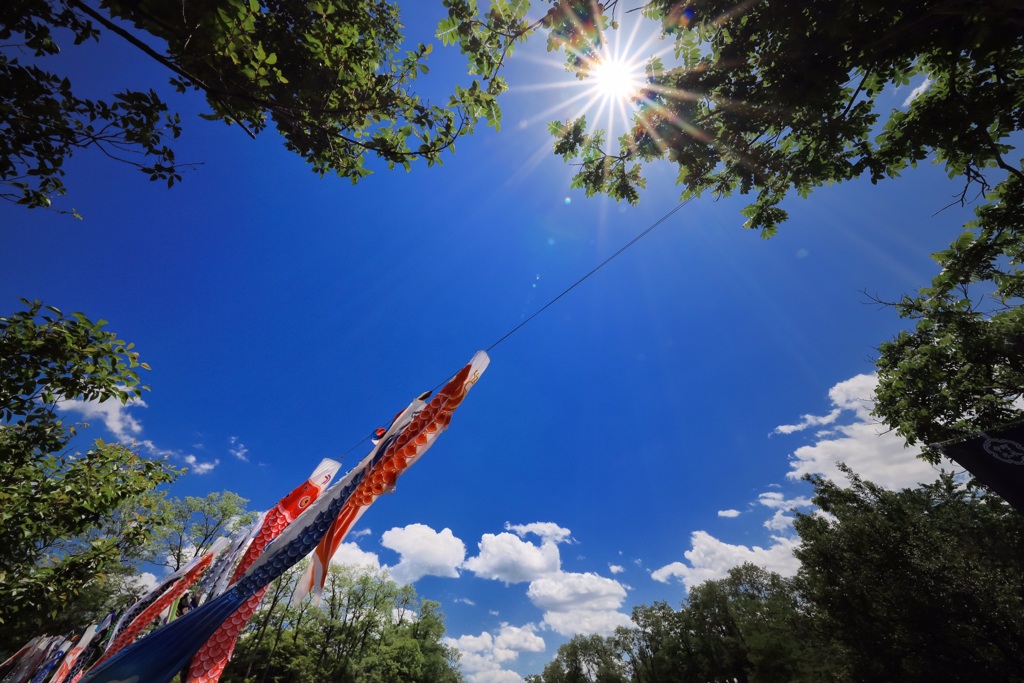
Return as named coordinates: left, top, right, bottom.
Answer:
left=1, top=5, right=978, bottom=681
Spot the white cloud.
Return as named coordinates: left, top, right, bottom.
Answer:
left=772, top=408, right=842, bottom=435
left=528, top=572, right=626, bottom=612
left=183, top=454, right=219, bottom=475
left=717, top=509, right=741, bottom=518
left=608, top=564, right=624, bottom=574
left=763, top=510, right=796, bottom=532
left=505, top=522, right=572, bottom=545
left=781, top=374, right=936, bottom=489
left=463, top=531, right=562, bottom=584
left=58, top=395, right=144, bottom=442
left=446, top=624, right=544, bottom=683
left=757, top=491, right=812, bottom=509
left=131, top=571, right=161, bottom=593
left=58, top=395, right=219, bottom=473
left=329, top=542, right=381, bottom=570
left=903, top=77, right=933, bottom=107
left=651, top=531, right=800, bottom=590
left=528, top=572, right=632, bottom=636
left=381, top=524, right=465, bottom=584
left=229, top=436, right=249, bottom=462
left=455, top=597, right=476, bottom=606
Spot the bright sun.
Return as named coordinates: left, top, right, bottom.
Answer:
left=589, top=56, right=643, bottom=103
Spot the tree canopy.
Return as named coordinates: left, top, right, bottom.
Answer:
left=0, top=0, right=517, bottom=213
left=221, top=562, right=464, bottom=683
left=0, top=300, right=179, bottom=652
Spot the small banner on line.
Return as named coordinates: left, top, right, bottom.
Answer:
left=933, top=422, right=1024, bottom=513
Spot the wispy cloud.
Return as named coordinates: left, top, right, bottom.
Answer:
left=183, top=454, right=219, bottom=475
left=903, top=77, right=933, bottom=107
left=58, top=396, right=219, bottom=474
left=229, top=436, right=250, bottom=462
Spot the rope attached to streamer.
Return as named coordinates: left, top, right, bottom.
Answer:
left=340, top=196, right=693, bottom=458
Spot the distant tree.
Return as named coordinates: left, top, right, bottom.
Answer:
left=222, top=563, right=463, bottom=683
left=149, top=491, right=257, bottom=572
left=528, top=633, right=628, bottom=683
left=794, top=466, right=1024, bottom=681
left=0, top=299, right=179, bottom=654
left=1, top=0, right=521, bottom=213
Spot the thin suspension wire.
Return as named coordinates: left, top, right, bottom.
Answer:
left=339, top=196, right=693, bottom=460
left=485, top=196, right=693, bottom=353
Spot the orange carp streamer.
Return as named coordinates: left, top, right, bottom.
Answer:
left=186, top=459, right=340, bottom=683
left=293, top=351, right=489, bottom=605
left=89, top=552, right=214, bottom=671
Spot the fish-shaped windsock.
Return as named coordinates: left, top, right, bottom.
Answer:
left=192, top=513, right=264, bottom=606
left=185, top=459, right=340, bottom=683
left=79, top=351, right=488, bottom=683
left=87, top=552, right=213, bottom=671
left=49, top=623, right=100, bottom=683
left=292, top=353, right=489, bottom=604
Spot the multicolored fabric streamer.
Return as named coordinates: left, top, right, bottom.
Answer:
left=29, top=636, right=71, bottom=683
left=89, top=552, right=214, bottom=670
left=186, top=459, right=340, bottom=683
left=194, top=513, right=265, bottom=606
left=290, top=378, right=467, bottom=605
left=49, top=623, right=100, bottom=683
left=79, top=351, right=488, bottom=683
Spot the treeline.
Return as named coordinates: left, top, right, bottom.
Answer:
left=528, top=469, right=1024, bottom=683
left=220, top=564, right=463, bottom=683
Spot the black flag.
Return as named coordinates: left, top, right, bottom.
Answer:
left=934, top=422, right=1024, bottom=513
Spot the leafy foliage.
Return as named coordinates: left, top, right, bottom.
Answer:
left=0, top=0, right=517, bottom=212
left=149, top=491, right=258, bottom=572
left=794, top=467, right=1024, bottom=681
left=0, top=1, right=183, bottom=214
left=508, top=0, right=1024, bottom=235
left=874, top=174, right=1024, bottom=450
left=528, top=469, right=1024, bottom=682
left=221, top=563, right=463, bottom=683
left=0, top=300, right=179, bottom=652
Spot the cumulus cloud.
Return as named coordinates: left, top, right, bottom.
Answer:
left=608, top=564, right=624, bottom=574
left=651, top=531, right=801, bottom=590
left=329, top=542, right=381, bottom=570
left=381, top=524, right=465, bottom=584
left=782, top=373, right=936, bottom=489
left=528, top=571, right=632, bottom=636
left=649, top=373, right=943, bottom=593
left=463, top=529, right=562, bottom=584
left=446, top=624, right=544, bottom=683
